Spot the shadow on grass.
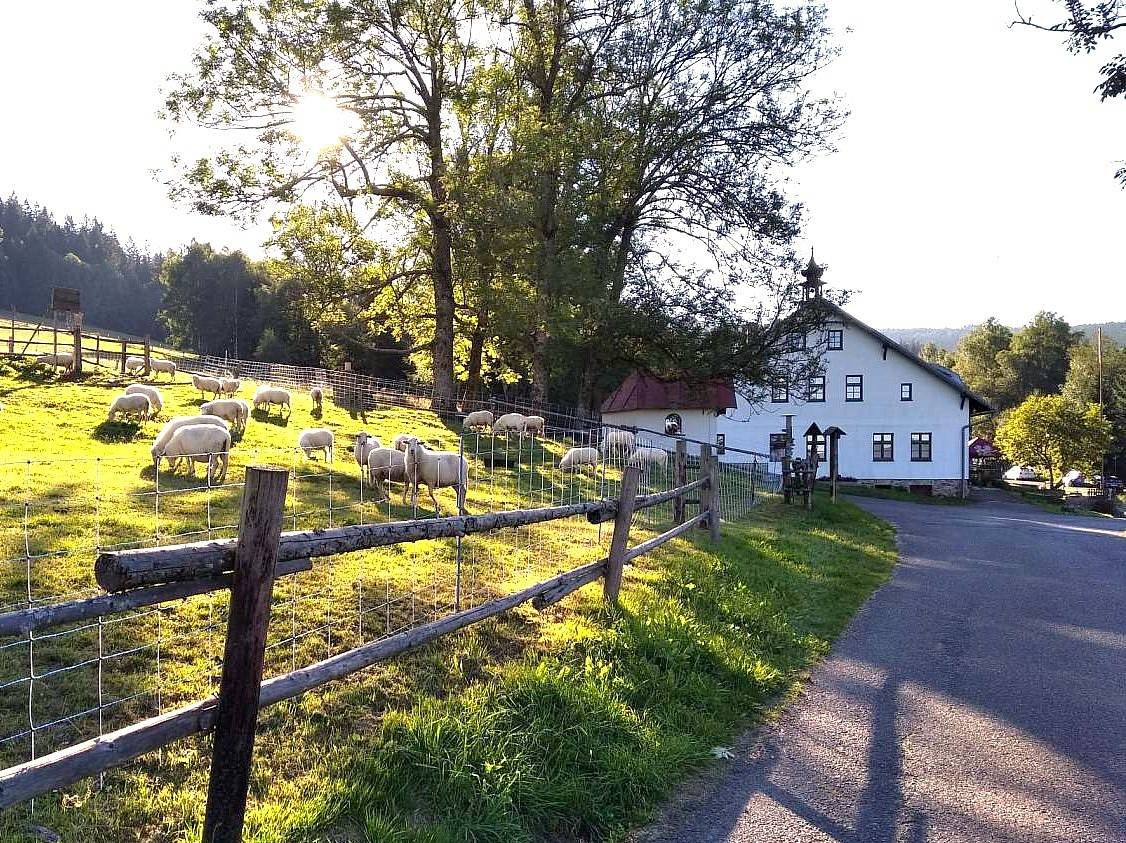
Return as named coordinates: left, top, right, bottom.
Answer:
left=92, top=419, right=146, bottom=443
left=252, top=408, right=291, bottom=427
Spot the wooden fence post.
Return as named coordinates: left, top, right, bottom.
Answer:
left=604, top=464, right=642, bottom=604
left=673, top=439, right=687, bottom=526
left=144, top=336, right=152, bottom=377
left=699, top=444, right=720, bottom=541
left=71, top=314, right=83, bottom=375
left=201, top=466, right=289, bottom=843
left=120, top=340, right=127, bottom=375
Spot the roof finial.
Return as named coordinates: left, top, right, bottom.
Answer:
left=800, top=249, right=826, bottom=299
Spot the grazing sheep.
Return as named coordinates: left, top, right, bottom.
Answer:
left=628, top=447, right=668, bottom=470
left=601, top=429, right=636, bottom=459
left=35, top=351, right=74, bottom=371
left=311, top=386, right=324, bottom=411
left=491, top=412, right=525, bottom=434
left=298, top=428, right=335, bottom=461
left=253, top=385, right=292, bottom=416
left=124, top=356, right=147, bottom=375
left=463, top=409, right=494, bottom=431
left=124, top=384, right=164, bottom=416
left=367, top=446, right=409, bottom=504
left=391, top=433, right=413, bottom=452
left=353, top=431, right=380, bottom=468
left=200, top=398, right=249, bottom=432
left=560, top=446, right=601, bottom=471
left=151, top=415, right=230, bottom=471
left=150, top=359, right=177, bottom=379
left=107, top=393, right=151, bottom=423
left=403, top=437, right=468, bottom=515
left=162, top=424, right=231, bottom=483
left=521, top=415, right=546, bottom=436
left=191, top=373, right=222, bottom=399
left=219, top=377, right=241, bottom=397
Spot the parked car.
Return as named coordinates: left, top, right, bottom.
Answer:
left=1061, top=469, right=1088, bottom=488
left=1003, top=465, right=1037, bottom=481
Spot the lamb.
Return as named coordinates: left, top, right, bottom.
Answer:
left=628, top=447, right=668, bottom=470
left=191, top=373, right=222, bottom=399
left=35, top=352, right=73, bottom=371
left=219, top=377, right=241, bottom=397
left=161, top=424, right=231, bottom=483
left=253, top=385, right=292, bottom=416
left=391, top=433, right=414, bottom=452
left=151, top=415, right=230, bottom=471
left=403, top=437, right=468, bottom=515
left=150, top=359, right=177, bottom=379
left=124, top=356, right=147, bottom=375
left=124, top=384, right=164, bottom=416
left=298, top=428, right=335, bottom=461
left=200, top=398, right=249, bottom=432
left=353, top=431, right=381, bottom=468
left=491, top=412, right=525, bottom=434
left=462, top=409, right=494, bottom=431
left=560, top=446, right=601, bottom=471
left=367, top=446, right=410, bottom=504
left=601, top=429, right=636, bottom=459
left=107, top=393, right=151, bottom=423
left=310, top=386, right=324, bottom=412
left=521, top=415, right=545, bottom=436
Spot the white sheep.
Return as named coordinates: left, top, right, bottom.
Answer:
left=367, top=446, right=410, bottom=504
left=463, top=409, right=494, bottom=431
left=151, top=415, right=230, bottom=471
left=628, top=447, right=668, bottom=470
left=492, top=412, right=525, bottom=434
left=125, top=356, right=147, bottom=375
left=403, top=437, right=468, bottom=514
left=391, top=433, right=414, bottom=452
left=521, top=415, right=545, bottom=436
left=35, top=351, right=73, bottom=371
left=191, top=373, right=222, bottom=399
left=311, top=386, right=324, bottom=411
left=161, top=424, right=231, bottom=483
left=124, top=384, right=164, bottom=416
left=560, top=446, right=601, bottom=471
left=298, top=428, right=335, bottom=461
left=150, top=359, right=177, bottom=379
left=200, top=398, right=249, bottom=432
left=219, top=377, right=241, bottom=397
left=107, top=393, right=151, bottom=423
left=253, top=385, right=292, bottom=416
left=354, top=431, right=381, bottom=468
left=601, top=429, right=636, bottom=459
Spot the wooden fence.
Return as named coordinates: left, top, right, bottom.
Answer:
left=0, top=444, right=722, bottom=840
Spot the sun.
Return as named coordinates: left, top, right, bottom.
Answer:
left=290, top=93, right=356, bottom=153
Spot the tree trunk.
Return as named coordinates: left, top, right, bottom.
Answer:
left=576, top=347, right=596, bottom=415
left=427, top=97, right=457, bottom=407
left=466, top=322, right=486, bottom=404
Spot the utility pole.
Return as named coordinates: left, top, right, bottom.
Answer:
left=1097, top=326, right=1104, bottom=407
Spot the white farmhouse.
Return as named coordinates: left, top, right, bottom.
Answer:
left=601, top=256, right=993, bottom=497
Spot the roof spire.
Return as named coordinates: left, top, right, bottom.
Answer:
left=800, top=249, right=826, bottom=300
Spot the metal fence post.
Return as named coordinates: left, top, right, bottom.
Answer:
left=673, top=440, right=687, bottom=526
left=201, top=465, right=289, bottom=843
left=604, top=464, right=642, bottom=604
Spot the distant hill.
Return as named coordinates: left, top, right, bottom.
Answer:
left=882, top=322, right=1126, bottom=351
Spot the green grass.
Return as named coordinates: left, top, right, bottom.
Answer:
left=838, top=483, right=967, bottom=505
left=0, top=358, right=896, bottom=842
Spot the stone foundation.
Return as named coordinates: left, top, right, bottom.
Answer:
left=856, top=478, right=964, bottom=498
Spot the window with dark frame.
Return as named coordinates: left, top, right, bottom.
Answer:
left=826, top=329, right=843, bottom=351
left=845, top=374, right=863, bottom=401
left=911, top=432, right=932, bottom=462
left=808, top=375, right=826, bottom=402
left=901, top=382, right=913, bottom=401
left=872, top=432, right=894, bottom=461
left=786, top=332, right=808, bottom=351
left=771, top=382, right=789, bottom=403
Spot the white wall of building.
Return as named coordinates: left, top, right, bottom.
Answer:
left=600, top=408, right=718, bottom=454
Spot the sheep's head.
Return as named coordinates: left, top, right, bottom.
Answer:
left=356, top=431, right=371, bottom=445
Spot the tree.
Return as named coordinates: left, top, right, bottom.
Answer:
left=1007, top=311, right=1080, bottom=397
left=1014, top=2, right=1126, bottom=184
left=995, top=394, right=1112, bottom=486
left=919, top=341, right=954, bottom=367
left=951, top=318, right=1021, bottom=409
left=1063, top=335, right=1126, bottom=455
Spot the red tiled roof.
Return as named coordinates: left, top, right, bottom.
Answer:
left=601, top=371, right=736, bottom=414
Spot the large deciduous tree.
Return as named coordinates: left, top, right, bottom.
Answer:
left=995, top=393, right=1112, bottom=486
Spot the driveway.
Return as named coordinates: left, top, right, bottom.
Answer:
left=637, top=493, right=1126, bottom=843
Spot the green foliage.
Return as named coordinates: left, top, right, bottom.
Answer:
left=951, top=317, right=1020, bottom=410
left=1006, top=311, right=1080, bottom=397
left=1063, top=336, right=1126, bottom=456
left=994, top=394, right=1113, bottom=486
left=918, top=341, right=953, bottom=367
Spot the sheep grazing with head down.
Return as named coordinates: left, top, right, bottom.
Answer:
left=125, top=356, right=147, bottom=375
left=200, top=398, right=249, bottom=432
left=253, top=385, right=292, bottom=417
left=125, top=384, right=164, bottom=417
left=402, top=437, right=468, bottom=514
left=353, top=431, right=380, bottom=468
left=108, top=393, right=151, bottom=423
left=310, top=386, right=324, bottom=412
left=191, top=373, right=222, bottom=400
left=151, top=415, right=230, bottom=472
left=161, top=424, right=231, bottom=483
left=492, top=412, right=525, bottom=435
left=298, top=428, right=335, bottom=461
left=521, top=415, right=545, bottom=436
left=36, top=351, right=74, bottom=371
left=150, top=359, right=177, bottom=379
left=601, top=429, right=635, bottom=460
left=628, top=447, right=667, bottom=470
left=219, top=377, right=241, bottom=397
left=463, top=409, right=494, bottom=431
left=367, top=446, right=409, bottom=504
left=560, top=446, right=600, bottom=471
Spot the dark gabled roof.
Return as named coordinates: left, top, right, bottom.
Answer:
left=817, top=300, right=995, bottom=415
left=601, top=370, right=737, bottom=414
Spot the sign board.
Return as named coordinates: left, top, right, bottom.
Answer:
left=50, top=287, right=81, bottom=314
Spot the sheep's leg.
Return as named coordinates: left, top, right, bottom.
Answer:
left=428, top=484, right=440, bottom=513
left=456, top=484, right=467, bottom=515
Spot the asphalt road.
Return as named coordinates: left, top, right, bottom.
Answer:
left=636, top=492, right=1126, bottom=843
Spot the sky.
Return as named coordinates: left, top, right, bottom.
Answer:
left=0, top=1, right=1123, bottom=329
